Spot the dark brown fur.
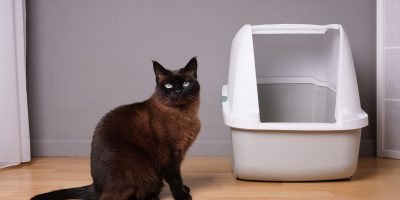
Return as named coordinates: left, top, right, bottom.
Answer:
left=31, top=57, right=200, bottom=200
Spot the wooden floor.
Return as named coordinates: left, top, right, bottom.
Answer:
left=0, top=157, right=399, bottom=200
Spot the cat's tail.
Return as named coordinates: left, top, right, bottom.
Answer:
left=30, top=184, right=97, bottom=200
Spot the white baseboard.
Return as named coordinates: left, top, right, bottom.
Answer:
left=31, top=139, right=232, bottom=157
left=31, top=138, right=374, bottom=157
left=31, top=139, right=92, bottom=157
left=382, top=149, right=400, bottom=159
left=187, top=140, right=232, bottom=156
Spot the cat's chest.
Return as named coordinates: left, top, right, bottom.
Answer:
left=166, top=114, right=200, bottom=136
left=161, top=113, right=200, bottom=148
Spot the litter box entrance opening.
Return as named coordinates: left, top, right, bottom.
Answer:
left=257, top=83, right=336, bottom=123
left=252, top=30, right=339, bottom=123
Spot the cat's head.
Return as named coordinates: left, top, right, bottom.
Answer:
left=153, top=57, right=200, bottom=107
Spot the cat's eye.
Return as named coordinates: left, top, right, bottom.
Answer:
left=183, top=81, right=190, bottom=87
left=164, top=83, right=173, bottom=89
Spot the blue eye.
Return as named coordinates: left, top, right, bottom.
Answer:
left=164, top=83, right=173, bottom=89
left=183, top=81, right=190, bottom=87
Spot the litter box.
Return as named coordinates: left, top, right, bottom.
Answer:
left=221, top=24, right=368, bottom=181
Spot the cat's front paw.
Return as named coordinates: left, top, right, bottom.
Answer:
left=183, top=184, right=191, bottom=193
left=174, top=191, right=192, bottom=200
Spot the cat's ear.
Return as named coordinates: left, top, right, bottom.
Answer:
left=153, top=60, right=170, bottom=82
left=180, top=57, right=197, bottom=78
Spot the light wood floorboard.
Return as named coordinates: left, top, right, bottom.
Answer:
left=0, top=157, right=399, bottom=200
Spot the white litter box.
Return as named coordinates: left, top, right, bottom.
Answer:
left=222, top=24, right=368, bottom=181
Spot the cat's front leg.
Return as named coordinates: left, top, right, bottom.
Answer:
left=162, top=155, right=191, bottom=200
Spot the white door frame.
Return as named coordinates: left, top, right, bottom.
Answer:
left=377, top=0, right=400, bottom=159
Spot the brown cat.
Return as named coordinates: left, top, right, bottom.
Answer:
left=31, top=57, right=201, bottom=200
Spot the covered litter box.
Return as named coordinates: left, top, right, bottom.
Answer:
left=222, top=24, right=368, bottom=181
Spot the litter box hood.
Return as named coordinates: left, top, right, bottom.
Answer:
left=222, top=24, right=368, bottom=131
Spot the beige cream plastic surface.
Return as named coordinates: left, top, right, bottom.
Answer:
left=222, top=24, right=368, bottom=181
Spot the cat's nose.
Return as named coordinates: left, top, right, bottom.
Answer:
left=175, top=88, right=183, bottom=93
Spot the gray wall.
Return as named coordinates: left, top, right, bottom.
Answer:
left=27, top=0, right=376, bottom=156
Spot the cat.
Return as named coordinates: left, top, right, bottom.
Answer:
left=31, top=57, right=201, bottom=200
